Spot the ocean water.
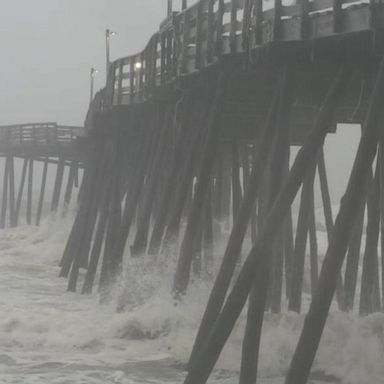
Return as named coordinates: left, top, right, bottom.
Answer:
left=0, top=212, right=383, bottom=384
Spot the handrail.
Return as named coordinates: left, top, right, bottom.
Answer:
left=105, top=0, right=383, bottom=106
left=0, top=123, right=84, bottom=149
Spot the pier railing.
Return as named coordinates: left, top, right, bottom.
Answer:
left=106, top=0, right=384, bottom=106
left=0, top=123, right=85, bottom=152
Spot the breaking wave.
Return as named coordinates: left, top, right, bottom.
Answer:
left=0, top=210, right=383, bottom=384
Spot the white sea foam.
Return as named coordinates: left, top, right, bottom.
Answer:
left=0, top=209, right=383, bottom=384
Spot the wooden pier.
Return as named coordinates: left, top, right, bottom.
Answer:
left=0, top=123, right=85, bottom=227
left=18, top=0, right=384, bottom=383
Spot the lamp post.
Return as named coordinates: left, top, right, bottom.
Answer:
left=90, top=67, right=98, bottom=105
left=167, top=0, right=172, bottom=15
left=105, top=28, right=117, bottom=80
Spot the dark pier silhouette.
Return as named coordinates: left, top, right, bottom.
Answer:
left=5, top=1, right=384, bottom=383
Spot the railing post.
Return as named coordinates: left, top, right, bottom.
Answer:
left=117, top=60, right=123, bottom=105
left=155, top=34, right=161, bottom=86
left=181, top=10, right=191, bottom=73
left=106, top=61, right=116, bottom=106
left=230, top=0, right=239, bottom=53
left=333, top=0, right=342, bottom=33
left=254, top=0, right=263, bottom=45
left=129, top=57, right=135, bottom=104
left=160, top=32, right=167, bottom=85
left=273, top=0, right=282, bottom=41
left=300, top=0, right=310, bottom=39
left=195, top=1, right=204, bottom=69
left=206, top=0, right=215, bottom=63
left=166, top=30, right=172, bottom=81
left=138, top=53, right=144, bottom=101
left=216, top=0, right=224, bottom=57
left=369, top=0, right=378, bottom=29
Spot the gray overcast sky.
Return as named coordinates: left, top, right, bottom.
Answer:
left=0, top=0, right=169, bottom=126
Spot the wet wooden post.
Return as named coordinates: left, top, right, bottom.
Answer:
left=343, top=194, right=366, bottom=311
left=130, top=106, right=169, bottom=257
left=220, top=149, right=232, bottom=223
left=317, top=148, right=344, bottom=308
left=82, top=181, right=112, bottom=294
left=285, top=207, right=294, bottom=298
left=231, top=139, right=242, bottom=222
left=162, top=88, right=215, bottom=253
left=242, top=144, right=257, bottom=241
left=240, top=67, right=294, bottom=383
left=15, top=158, right=28, bottom=226
left=308, top=184, right=319, bottom=295
left=285, top=58, right=384, bottom=384
left=59, top=138, right=104, bottom=277
left=333, top=0, right=342, bottom=33
left=288, top=162, right=316, bottom=313
left=188, top=84, right=280, bottom=368
left=8, top=156, right=16, bottom=227
left=64, top=160, right=78, bottom=207
left=0, top=157, right=10, bottom=229
left=273, top=0, right=283, bottom=40
left=203, top=181, right=214, bottom=276
left=213, top=143, right=224, bottom=222
left=26, top=158, right=34, bottom=225
left=173, top=72, right=227, bottom=296
left=99, top=128, right=125, bottom=292
left=107, top=110, right=158, bottom=271
left=73, top=163, right=79, bottom=188
left=359, top=164, right=381, bottom=314
left=51, top=157, right=65, bottom=212
left=379, top=137, right=384, bottom=309
left=148, top=91, right=198, bottom=255
left=184, top=69, right=350, bottom=384
left=192, top=190, right=204, bottom=278
left=36, top=158, right=49, bottom=226
left=268, top=67, right=294, bottom=314
left=67, top=141, right=113, bottom=292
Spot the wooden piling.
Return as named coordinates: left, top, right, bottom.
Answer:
left=130, top=105, right=170, bottom=257
left=148, top=90, right=196, bottom=255
left=184, top=68, right=350, bottom=384
left=8, top=156, right=16, bottom=227
left=26, top=158, right=34, bottom=225
left=0, top=157, right=10, bottom=229
left=285, top=58, right=384, bottom=384
left=15, top=158, right=28, bottom=226
left=162, top=86, right=216, bottom=253
left=231, top=139, right=242, bottom=222
left=188, top=82, right=280, bottom=368
left=36, top=158, right=49, bottom=226
left=288, top=162, right=316, bottom=313
left=173, top=72, right=228, bottom=296
left=309, top=184, right=319, bottom=295
left=359, top=163, right=381, bottom=314
left=64, top=160, right=78, bottom=207
left=240, top=66, right=294, bottom=383
left=51, top=157, right=65, bottom=212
